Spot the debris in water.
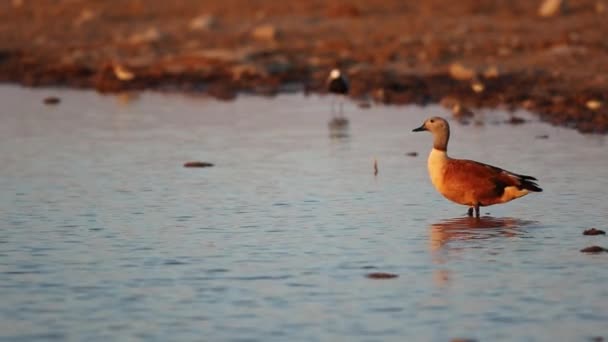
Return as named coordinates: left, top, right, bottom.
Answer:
left=43, top=96, right=61, bottom=105
left=583, top=228, right=606, bottom=236
left=366, top=272, right=398, bottom=279
left=373, top=158, right=378, bottom=176
left=580, top=246, right=608, bottom=253
left=535, top=134, right=549, bottom=139
left=506, top=116, right=526, bottom=125
left=405, top=152, right=418, bottom=157
left=184, top=161, right=214, bottom=168
left=357, top=101, right=371, bottom=109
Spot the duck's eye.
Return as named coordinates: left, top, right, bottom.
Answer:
left=430, top=119, right=435, bottom=123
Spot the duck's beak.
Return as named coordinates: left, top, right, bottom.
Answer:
left=412, top=123, right=427, bottom=132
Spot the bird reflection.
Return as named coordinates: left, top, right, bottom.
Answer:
left=429, top=216, right=536, bottom=251
left=429, top=216, right=537, bottom=288
left=328, top=117, right=350, bottom=139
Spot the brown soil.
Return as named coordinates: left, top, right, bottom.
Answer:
left=1, top=0, right=608, bottom=132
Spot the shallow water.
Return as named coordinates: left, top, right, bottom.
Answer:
left=1, top=86, right=607, bottom=341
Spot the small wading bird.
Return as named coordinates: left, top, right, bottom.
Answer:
left=412, top=116, right=542, bottom=217
left=326, top=68, right=349, bottom=117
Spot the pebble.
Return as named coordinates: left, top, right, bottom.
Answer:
left=251, top=24, right=278, bottom=41
left=189, top=15, right=217, bottom=31
left=538, top=0, right=566, bottom=17
left=483, top=66, right=500, bottom=78
left=583, top=228, right=606, bottom=236
left=74, top=9, right=96, bottom=27
left=129, top=27, right=162, bottom=44
left=506, top=116, right=526, bottom=125
left=366, top=272, right=398, bottom=279
left=449, top=62, right=476, bottom=81
left=113, top=65, right=135, bottom=81
left=183, top=161, right=214, bottom=168
left=586, top=100, right=602, bottom=111
left=43, top=96, right=61, bottom=105
left=471, top=81, right=485, bottom=93
left=580, top=246, right=608, bottom=253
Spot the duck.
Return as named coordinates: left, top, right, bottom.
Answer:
left=412, top=116, right=542, bottom=217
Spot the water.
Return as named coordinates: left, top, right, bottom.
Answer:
left=1, top=86, right=607, bottom=341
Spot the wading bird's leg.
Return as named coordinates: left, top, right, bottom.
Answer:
left=474, top=204, right=480, bottom=218
left=467, top=207, right=474, bottom=217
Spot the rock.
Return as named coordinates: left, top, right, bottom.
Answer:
left=405, top=152, right=418, bottom=157
left=483, top=66, right=500, bottom=78
left=43, top=96, right=61, bottom=105
left=251, top=24, right=278, bottom=41
left=183, top=161, right=214, bottom=168
left=471, top=81, right=485, bottom=93
left=326, top=4, right=361, bottom=18
left=366, top=272, right=398, bottom=279
left=538, top=0, right=566, bottom=17
left=586, top=100, right=602, bottom=111
left=12, top=0, right=23, bottom=8
left=189, top=15, right=217, bottom=31
left=580, top=246, right=608, bottom=253
left=74, top=9, right=96, bottom=27
left=113, top=64, right=135, bottom=81
left=129, top=27, right=162, bottom=44
left=452, top=103, right=474, bottom=118
left=207, top=82, right=237, bottom=101
left=231, top=63, right=267, bottom=80
left=583, top=228, right=606, bottom=235
left=506, top=116, right=526, bottom=125
left=440, top=96, right=459, bottom=109
left=597, top=1, right=606, bottom=13
left=449, top=62, right=476, bottom=81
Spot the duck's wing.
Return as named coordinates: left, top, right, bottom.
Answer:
left=444, top=159, right=542, bottom=196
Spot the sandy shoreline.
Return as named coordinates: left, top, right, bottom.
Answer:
left=1, top=0, right=607, bottom=132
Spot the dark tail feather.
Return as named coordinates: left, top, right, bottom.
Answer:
left=520, top=177, right=542, bottom=192
left=516, top=173, right=537, bottom=181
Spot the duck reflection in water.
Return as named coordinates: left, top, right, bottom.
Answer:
left=429, top=216, right=536, bottom=251
left=429, top=216, right=537, bottom=288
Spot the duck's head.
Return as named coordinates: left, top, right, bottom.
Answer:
left=412, top=116, right=450, bottom=151
left=412, top=116, right=449, bottom=134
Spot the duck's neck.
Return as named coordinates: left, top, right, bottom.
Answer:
left=433, top=129, right=449, bottom=152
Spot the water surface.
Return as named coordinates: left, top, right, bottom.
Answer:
left=1, top=86, right=607, bottom=341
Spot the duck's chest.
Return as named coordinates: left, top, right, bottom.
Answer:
left=427, top=149, right=448, bottom=190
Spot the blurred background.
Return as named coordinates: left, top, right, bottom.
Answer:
left=0, top=0, right=607, bottom=131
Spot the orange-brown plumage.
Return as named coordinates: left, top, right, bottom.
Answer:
left=413, top=116, right=541, bottom=217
